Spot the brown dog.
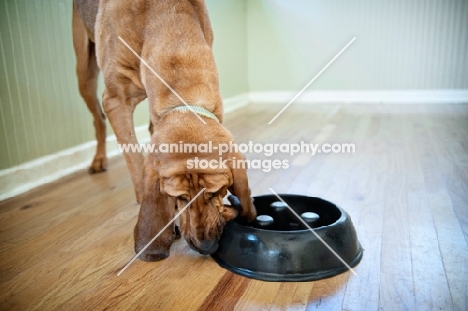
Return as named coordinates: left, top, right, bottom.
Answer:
left=72, top=0, right=256, bottom=260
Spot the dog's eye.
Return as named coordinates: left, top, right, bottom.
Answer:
left=176, top=195, right=189, bottom=202
left=208, top=191, right=220, bottom=199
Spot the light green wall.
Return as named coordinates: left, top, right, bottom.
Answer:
left=247, top=0, right=468, bottom=91
left=0, top=0, right=89, bottom=169
left=0, top=0, right=248, bottom=170
left=206, top=0, right=248, bottom=98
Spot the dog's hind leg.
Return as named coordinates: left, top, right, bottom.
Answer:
left=72, top=2, right=107, bottom=173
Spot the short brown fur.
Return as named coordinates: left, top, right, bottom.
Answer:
left=72, top=0, right=256, bottom=260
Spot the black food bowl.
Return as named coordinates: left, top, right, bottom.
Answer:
left=212, top=194, right=363, bottom=282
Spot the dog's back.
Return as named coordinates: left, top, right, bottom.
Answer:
left=74, top=0, right=213, bottom=43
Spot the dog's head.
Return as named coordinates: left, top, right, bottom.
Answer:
left=160, top=171, right=248, bottom=254
left=135, top=112, right=256, bottom=257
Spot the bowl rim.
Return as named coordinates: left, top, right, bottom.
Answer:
left=235, top=193, right=346, bottom=233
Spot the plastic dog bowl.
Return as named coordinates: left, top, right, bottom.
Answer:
left=211, top=194, right=363, bottom=282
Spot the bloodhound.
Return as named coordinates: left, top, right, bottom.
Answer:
left=72, top=0, right=256, bottom=260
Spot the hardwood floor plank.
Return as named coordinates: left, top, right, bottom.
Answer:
left=427, top=190, right=466, bottom=245
left=342, top=166, right=385, bottom=310
left=412, top=243, right=454, bottom=310
left=303, top=273, right=349, bottom=310
left=438, top=241, right=468, bottom=311
left=198, top=272, right=250, bottom=311
left=426, top=113, right=468, bottom=309
left=0, top=193, right=136, bottom=272
left=234, top=280, right=281, bottom=310
left=379, top=273, right=416, bottom=311
left=270, top=282, right=314, bottom=311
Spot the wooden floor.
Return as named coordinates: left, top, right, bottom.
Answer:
left=1, top=104, right=467, bottom=310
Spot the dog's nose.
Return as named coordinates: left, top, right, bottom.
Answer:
left=197, top=240, right=219, bottom=255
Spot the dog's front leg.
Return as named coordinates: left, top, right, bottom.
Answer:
left=102, top=91, right=144, bottom=202
left=134, top=156, right=175, bottom=261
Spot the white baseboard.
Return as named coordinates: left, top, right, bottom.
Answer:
left=0, top=125, right=150, bottom=202
left=223, top=92, right=249, bottom=113
left=0, top=93, right=250, bottom=201
left=249, top=89, right=468, bottom=104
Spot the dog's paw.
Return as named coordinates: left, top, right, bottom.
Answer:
left=137, top=251, right=170, bottom=262
left=135, top=237, right=172, bottom=262
left=135, top=244, right=170, bottom=262
left=88, top=155, right=108, bottom=174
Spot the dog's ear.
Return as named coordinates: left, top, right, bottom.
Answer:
left=134, top=157, right=175, bottom=262
left=228, top=154, right=257, bottom=222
